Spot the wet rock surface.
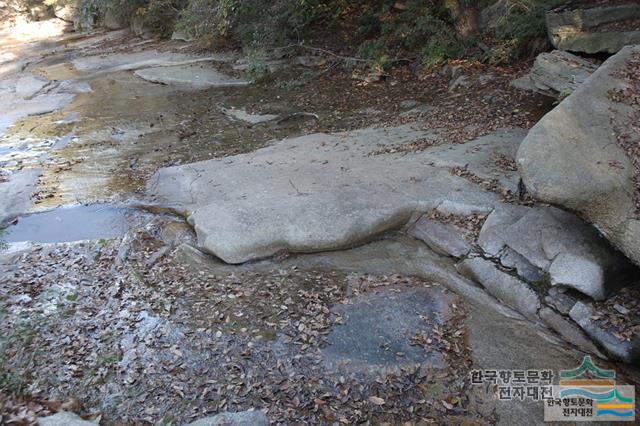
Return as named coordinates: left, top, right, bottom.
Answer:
left=2, top=204, right=157, bottom=243
left=322, top=286, right=459, bottom=374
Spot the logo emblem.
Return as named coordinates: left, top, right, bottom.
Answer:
left=545, top=356, right=635, bottom=421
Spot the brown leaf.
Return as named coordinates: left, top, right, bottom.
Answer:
left=369, top=396, right=385, bottom=406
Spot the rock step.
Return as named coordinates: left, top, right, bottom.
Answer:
left=546, top=2, right=640, bottom=53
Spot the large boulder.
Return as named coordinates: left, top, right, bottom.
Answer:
left=517, top=46, right=640, bottom=268
left=546, top=2, right=640, bottom=54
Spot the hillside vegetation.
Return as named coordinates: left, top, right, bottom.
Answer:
left=12, top=0, right=569, bottom=69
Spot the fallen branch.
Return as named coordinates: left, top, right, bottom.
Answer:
left=270, top=42, right=418, bottom=66
left=277, top=112, right=320, bottom=124
left=295, top=44, right=370, bottom=63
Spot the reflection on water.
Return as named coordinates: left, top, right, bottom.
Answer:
left=3, top=204, right=153, bottom=243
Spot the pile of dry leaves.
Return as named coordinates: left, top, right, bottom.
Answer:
left=0, top=223, right=489, bottom=425
left=591, top=285, right=640, bottom=343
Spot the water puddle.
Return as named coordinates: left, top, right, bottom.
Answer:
left=3, top=204, right=154, bottom=243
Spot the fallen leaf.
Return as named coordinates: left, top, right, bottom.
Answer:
left=369, top=396, right=385, bottom=406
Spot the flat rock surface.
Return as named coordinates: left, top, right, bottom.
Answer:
left=517, top=46, right=640, bottom=268
left=72, top=50, right=236, bottom=74
left=465, top=301, right=584, bottom=425
left=148, top=125, right=525, bottom=263
left=38, top=412, right=97, bottom=426
left=134, top=64, right=249, bottom=88
left=0, top=73, right=79, bottom=134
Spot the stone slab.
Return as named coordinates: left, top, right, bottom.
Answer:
left=512, top=50, right=598, bottom=97
left=457, top=257, right=540, bottom=321
left=546, top=3, right=640, bottom=54
left=38, top=412, right=97, bottom=426
left=148, top=125, right=525, bottom=263
left=408, top=216, right=471, bottom=258
left=135, top=64, right=249, bottom=89
left=185, top=411, right=269, bottom=426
